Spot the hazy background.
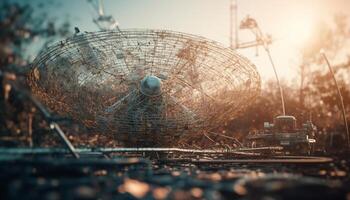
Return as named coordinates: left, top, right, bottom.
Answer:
left=9, top=0, right=350, bottom=82
left=1, top=0, right=350, bottom=148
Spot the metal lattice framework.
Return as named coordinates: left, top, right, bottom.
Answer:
left=28, top=29, right=260, bottom=143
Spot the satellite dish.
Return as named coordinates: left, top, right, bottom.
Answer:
left=29, top=29, right=260, bottom=146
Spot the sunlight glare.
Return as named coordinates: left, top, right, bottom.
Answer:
left=285, top=14, right=315, bottom=48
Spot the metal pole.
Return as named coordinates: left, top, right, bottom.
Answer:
left=98, top=0, right=105, bottom=17
left=265, top=47, right=286, bottom=115
left=249, top=26, right=286, bottom=116
left=229, top=0, right=238, bottom=49
left=0, top=147, right=283, bottom=154
left=50, top=122, right=80, bottom=159
left=234, top=0, right=238, bottom=49
left=229, top=0, right=233, bottom=48
left=321, top=51, right=350, bottom=149
left=26, top=92, right=80, bottom=158
left=5, top=76, right=80, bottom=159
left=257, top=26, right=285, bottom=116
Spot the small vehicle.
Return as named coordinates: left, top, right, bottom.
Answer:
left=245, top=115, right=317, bottom=155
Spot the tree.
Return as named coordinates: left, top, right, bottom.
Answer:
left=0, top=2, right=71, bottom=146
left=298, top=14, right=350, bottom=115
left=0, top=2, right=70, bottom=72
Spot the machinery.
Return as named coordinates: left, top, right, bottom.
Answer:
left=28, top=29, right=261, bottom=146
left=245, top=115, right=317, bottom=155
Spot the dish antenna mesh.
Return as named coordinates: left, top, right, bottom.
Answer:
left=29, top=29, right=260, bottom=144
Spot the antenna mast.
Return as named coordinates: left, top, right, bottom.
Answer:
left=321, top=51, right=350, bottom=149
left=229, top=0, right=233, bottom=48
left=231, top=9, right=285, bottom=115
left=229, top=0, right=239, bottom=49
left=88, top=0, right=119, bottom=31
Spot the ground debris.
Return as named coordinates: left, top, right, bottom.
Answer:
left=0, top=154, right=349, bottom=200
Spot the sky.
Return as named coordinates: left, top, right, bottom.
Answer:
left=17, top=0, right=350, bottom=82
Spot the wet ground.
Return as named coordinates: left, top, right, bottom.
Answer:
left=0, top=153, right=349, bottom=200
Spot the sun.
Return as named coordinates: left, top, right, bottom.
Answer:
left=285, top=14, right=315, bottom=48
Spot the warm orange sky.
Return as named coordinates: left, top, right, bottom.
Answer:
left=23, top=0, right=350, bottom=82
left=229, top=0, right=350, bottom=83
